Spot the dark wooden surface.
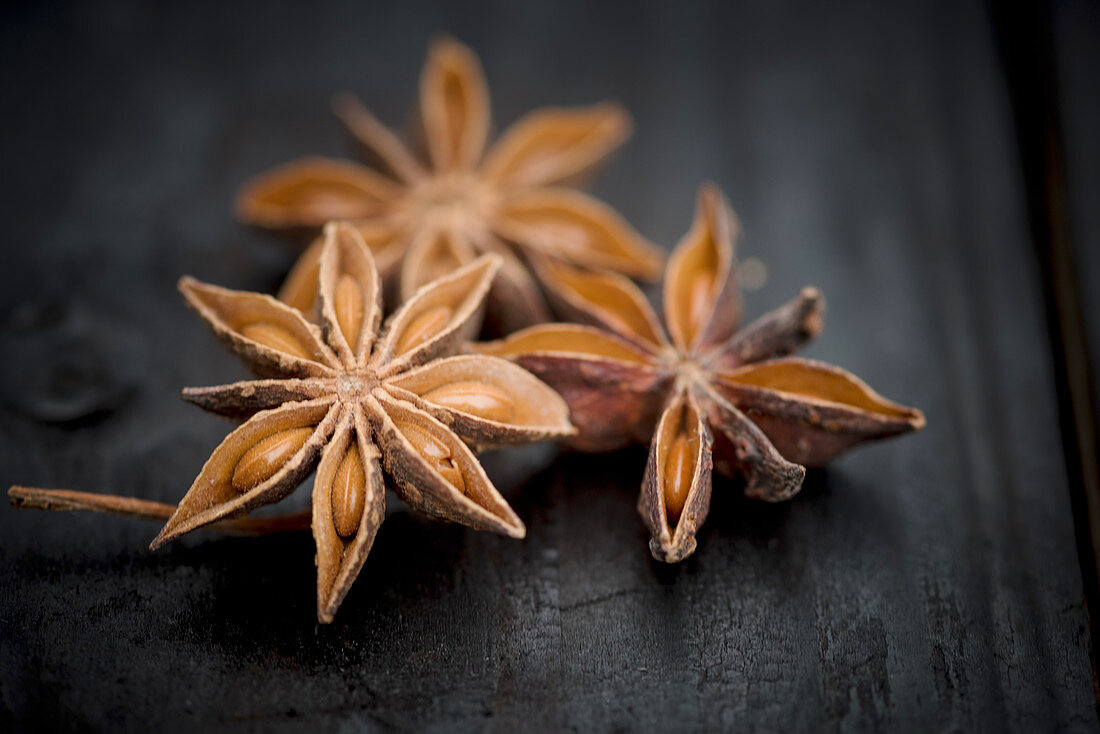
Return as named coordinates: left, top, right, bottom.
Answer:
left=1050, top=0, right=1100, bottom=621
left=1056, top=0, right=1100, bottom=441
left=2, top=1, right=1097, bottom=731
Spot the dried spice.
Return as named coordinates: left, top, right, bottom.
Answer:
left=10, top=222, right=574, bottom=623
left=477, top=184, right=925, bottom=562
left=236, top=38, right=664, bottom=332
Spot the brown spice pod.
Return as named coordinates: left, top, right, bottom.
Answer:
left=481, top=182, right=924, bottom=562
left=638, top=389, right=714, bottom=563
left=237, top=38, right=663, bottom=333
left=10, top=220, right=573, bottom=623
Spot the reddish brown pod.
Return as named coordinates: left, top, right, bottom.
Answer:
left=479, top=184, right=925, bottom=562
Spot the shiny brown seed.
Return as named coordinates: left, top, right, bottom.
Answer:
left=421, top=381, right=515, bottom=423
left=395, top=305, right=452, bottom=355
left=231, top=427, right=314, bottom=492
left=333, top=274, right=364, bottom=350
left=330, top=445, right=366, bottom=538
left=686, top=271, right=713, bottom=343
left=663, top=431, right=697, bottom=526
left=241, top=322, right=312, bottom=361
left=395, top=420, right=466, bottom=493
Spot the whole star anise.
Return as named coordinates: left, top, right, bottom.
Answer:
left=236, top=38, right=663, bottom=332
left=477, top=184, right=925, bottom=562
left=11, top=222, right=574, bottom=623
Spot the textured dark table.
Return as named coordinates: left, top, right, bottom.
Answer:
left=3, top=1, right=1098, bottom=731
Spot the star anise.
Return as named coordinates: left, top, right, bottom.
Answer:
left=11, top=222, right=574, bottom=623
left=235, top=38, right=664, bottom=332
left=174, top=222, right=578, bottom=620
left=477, top=184, right=925, bottom=562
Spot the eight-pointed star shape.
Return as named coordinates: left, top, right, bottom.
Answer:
left=478, top=184, right=925, bottom=562
left=157, top=222, right=574, bottom=622
left=237, top=38, right=664, bottom=332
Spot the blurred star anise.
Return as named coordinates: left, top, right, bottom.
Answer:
left=237, top=38, right=664, bottom=332
left=478, top=184, right=925, bottom=562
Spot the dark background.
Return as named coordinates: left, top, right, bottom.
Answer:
left=2, top=0, right=1099, bottom=731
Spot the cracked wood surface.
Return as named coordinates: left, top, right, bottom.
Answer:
left=1, top=0, right=1097, bottom=731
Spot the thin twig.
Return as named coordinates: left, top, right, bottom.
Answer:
left=8, top=486, right=312, bottom=536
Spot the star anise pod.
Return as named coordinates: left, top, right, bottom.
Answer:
left=235, top=38, right=664, bottom=332
left=477, top=184, right=925, bottom=562
left=174, top=222, right=577, bottom=620
left=11, top=222, right=574, bottom=623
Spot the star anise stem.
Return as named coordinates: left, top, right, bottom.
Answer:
left=8, top=486, right=312, bottom=536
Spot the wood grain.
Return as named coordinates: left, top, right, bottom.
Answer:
left=0, top=0, right=1095, bottom=731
